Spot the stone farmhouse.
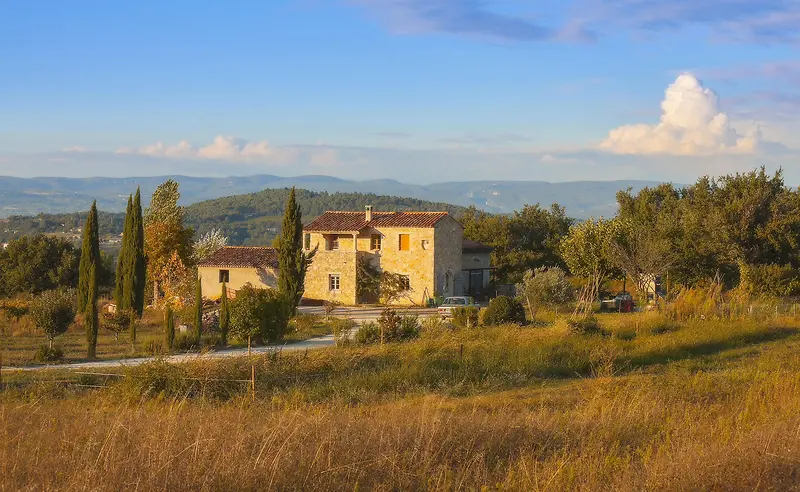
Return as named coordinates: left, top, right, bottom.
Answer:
left=197, top=207, right=493, bottom=305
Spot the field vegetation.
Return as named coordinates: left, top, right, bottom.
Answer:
left=4, top=312, right=800, bottom=490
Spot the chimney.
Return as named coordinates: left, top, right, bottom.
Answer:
left=365, top=205, right=373, bottom=222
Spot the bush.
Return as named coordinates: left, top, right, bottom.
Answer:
left=331, top=318, right=355, bottom=346
left=202, top=332, right=226, bottom=348
left=376, top=309, right=420, bottom=342
left=421, top=315, right=451, bottom=333
left=377, top=308, right=401, bottom=341
left=452, top=306, right=480, bottom=328
left=516, top=266, right=575, bottom=322
left=33, top=344, right=64, bottom=363
left=174, top=333, right=197, bottom=351
left=398, top=315, right=420, bottom=340
left=481, top=296, right=526, bottom=326
left=290, top=313, right=322, bottom=334
left=355, top=321, right=381, bottom=344
left=229, top=284, right=289, bottom=344
left=748, top=264, right=800, bottom=297
left=29, top=288, right=77, bottom=348
left=567, top=316, right=604, bottom=335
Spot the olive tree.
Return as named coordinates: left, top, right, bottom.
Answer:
left=516, top=266, right=574, bottom=322
left=30, top=289, right=77, bottom=348
left=229, top=284, right=289, bottom=353
left=560, top=218, right=623, bottom=319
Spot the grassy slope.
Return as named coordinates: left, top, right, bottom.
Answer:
left=3, top=314, right=800, bottom=490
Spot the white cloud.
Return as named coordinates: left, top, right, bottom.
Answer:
left=62, top=146, right=88, bottom=153
left=116, top=135, right=298, bottom=164
left=601, top=73, right=760, bottom=155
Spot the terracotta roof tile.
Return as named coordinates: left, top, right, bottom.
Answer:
left=197, top=246, right=279, bottom=269
left=304, top=211, right=451, bottom=232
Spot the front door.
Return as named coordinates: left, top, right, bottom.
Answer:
left=468, top=270, right=484, bottom=299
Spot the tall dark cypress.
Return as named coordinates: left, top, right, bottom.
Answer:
left=278, top=187, right=311, bottom=316
left=115, top=195, right=134, bottom=310
left=165, top=306, right=175, bottom=350
left=86, top=264, right=99, bottom=359
left=77, top=201, right=100, bottom=313
left=130, top=188, right=146, bottom=318
left=219, top=282, right=230, bottom=345
left=194, top=277, right=203, bottom=342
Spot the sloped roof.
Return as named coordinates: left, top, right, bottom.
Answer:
left=304, top=211, right=450, bottom=232
left=197, top=246, right=279, bottom=269
left=462, top=239, right=494, bottom=253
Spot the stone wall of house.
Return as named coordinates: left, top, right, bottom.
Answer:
left=303, top=231, right=358, bottom=304
left=376, top=226, right=437, bottom=305
left=198, top=266, right=277, bottom=300
left=433, top=216, right=464, bottom=298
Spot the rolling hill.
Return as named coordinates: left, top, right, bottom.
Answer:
left=0, top=174, right=664, bottom=219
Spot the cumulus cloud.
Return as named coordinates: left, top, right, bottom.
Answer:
left=600, top=73, right=760, bottom=155
left=117, top=135, right=298, bottom=164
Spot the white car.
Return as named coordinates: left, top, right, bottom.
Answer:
left=438, top=296, right=479, bottom=318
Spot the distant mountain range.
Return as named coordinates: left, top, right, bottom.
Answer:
left=0, top=175, right=667, bottom=219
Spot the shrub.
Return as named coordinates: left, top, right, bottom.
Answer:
left=481, top=296, right=526, bottom=326
left=33, top=344, right=64, bottom=363
left=173, top=333, right=197, bottom=351
left=747, top=264, right=800, bottom=297
left=567, top=316, right=604, bottom=335
left=202, top=332, right=226, bottom=348
left=291, top=313, right=322, bottom=334
left=331, top=318, right=354, bottom=346
left=30, top=288, right=77, bottom=348
left=377, top=308, right=401, bottom=342
left=420, top=315, right=452, bottom=335
left=229, top=284, right=289, bottom=346
left=375, top=309, right=419, bottom=342
left=355, top=321, right=381, bottom=344
left=516, top=266, right=575, bottom=322
left=452, top=306, right=480, bottom=328
left=398, top=315, right=420, bottom=340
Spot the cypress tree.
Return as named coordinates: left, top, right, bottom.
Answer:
left=194, top=277, right=203, bottom=342
left=129, top=188, right=146, bottom=318
left=77, top=201, right=100, bottom=313
left=165, top=306, right=175, bottom=350
left=114, top=195, right=134, bottom=310
left=219, top=282, right=230, bottom=345
left=278, top=187, right=313, bottom=316
left=86, top=264, right=99, bottom=359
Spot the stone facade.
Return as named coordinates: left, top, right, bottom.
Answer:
left=302, top=213, right=465, bottom=306
left=198, top=265, right=278, bottom=299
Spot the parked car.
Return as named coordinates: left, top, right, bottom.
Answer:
left=600, top=292, right=635, bottom=312
left=438, top=296, right=479, bottom=318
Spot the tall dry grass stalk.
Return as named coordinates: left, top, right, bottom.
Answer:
left=3, top=316, right=800, bottom=490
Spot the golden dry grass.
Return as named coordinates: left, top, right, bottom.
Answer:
left=3, top=313, right=800, bottom=491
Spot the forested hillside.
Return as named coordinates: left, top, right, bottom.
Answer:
left=0, top=188, right=469, bottom=246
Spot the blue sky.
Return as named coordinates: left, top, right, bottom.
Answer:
left=1, top=0, right=799, bottom=183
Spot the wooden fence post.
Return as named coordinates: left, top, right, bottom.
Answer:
left=251, top=363, right=255, bottom=402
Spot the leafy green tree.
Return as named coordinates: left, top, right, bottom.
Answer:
left=460, top=204, right=571, bottom=285
left=516, top=266, right=574, bottom=322
left=102, top=310, right=131, bottom=343
left=194, top=277, right=203, bottom=341
left=145, top=180, right=193, bottom=305
left=560, top=218, right=623, bottom=318
left=77, top=201, right=100, bottom=313
left=85, top=264, right=99, bottom=358
left=30, top=289, right=76, bottom=349
left=229, top=284, right=289, bottom=351
left=0, top=235, right=79, bottom=296
left=277, top=187, right=316, bottom=315
left=193, top=228, right=227, bottom=262
left=219, top=282, right=230, bottom=345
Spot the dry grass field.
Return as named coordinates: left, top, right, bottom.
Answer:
left=3, top=313, right=800, bottom=491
